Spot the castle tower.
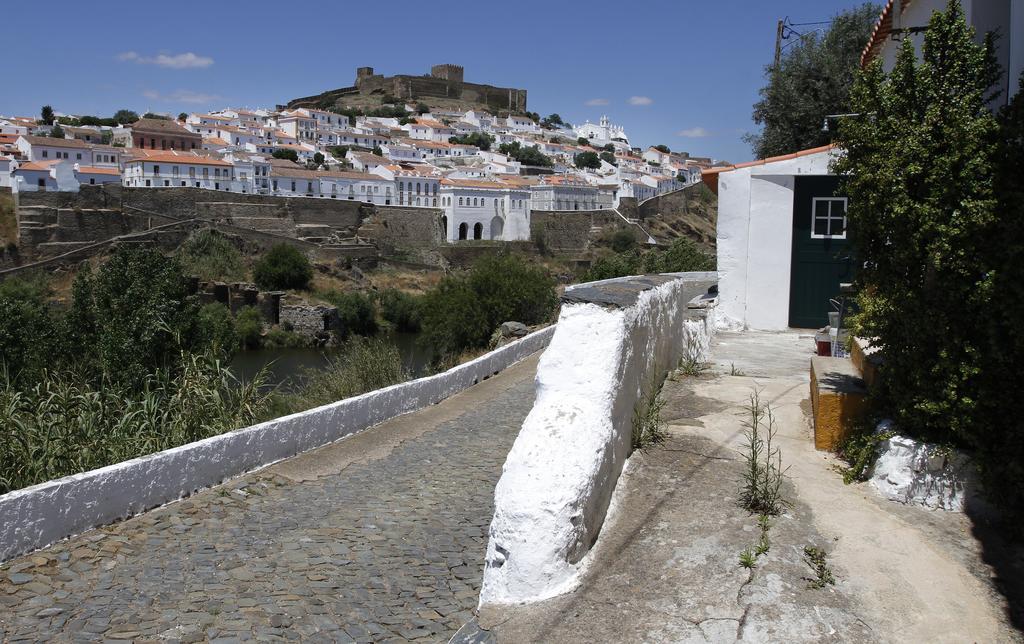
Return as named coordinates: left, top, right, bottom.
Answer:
left=430, top=64, right=464, bottom=83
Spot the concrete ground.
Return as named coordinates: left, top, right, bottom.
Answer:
left=0, top=355, right=540, bottom=643
left=480, top=331, right=1023, bottom=643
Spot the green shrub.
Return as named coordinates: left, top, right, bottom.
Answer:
left=253, top=244, right=313, bottom=291
left=321, top=290, right=378, bottom=338
left=584, top=237, right=714, bottom=281
left=379, top=289, right=422, bottom=332
left=608, top=229, right=638, bottom=252
left=658, top=237, right=716, bottom=273
left=263, top=327, right=308, bottom=349
left=177, top=230, right=246, bottom=282
left=234, top=307, right=264, bottom=349
left=196, top=303, right=237, bottom=353
left=420, top=255, right=557, bottom=360
left=0, top=279, right=59, bottom=385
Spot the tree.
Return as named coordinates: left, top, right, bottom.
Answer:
left=600, top=150, right=617, bottom=166
left=372, top=145, right=384, bottom=157
left=49, top=124, right=65, bottom=139
left=602, top=143, right=615, bottom=153
left=448, top=132, right=494, bottom=151
left=253, top=244, right=313, bottom=291
left=498, top=142, right=553, bottom=167
left=39, top=105, right=54, bottom=125
left=142, top=113, right=169, bottom=120
left=746, top=3, right=879, bottom=159
left=178, top=112, right=188, bottom=121
left=113, top=109, right=139, bottom=125
left=329, top=145, right=350, bottom=159
left=654, top=144, right=670, bottom=153
left=272, top=148, right=299, bottom=162
left=577, top=137, right=590, bottom=146
left=312, top=152, right=325, bottom=167
left=574, top=151, right=601, bottom=170
left=541, top=113, right=565, bottom=129
left=415, top=102, right=430, bottom=115
left=321, top=291, right=378, bottom=338
left=834, top=2, right=1010, bottom=501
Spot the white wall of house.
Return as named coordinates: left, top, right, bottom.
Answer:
left=716, top=149, right=836, bottom=330
left=440, top=186, right=530, bottom=242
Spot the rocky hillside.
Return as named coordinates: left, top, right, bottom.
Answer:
left=638, top=183, right=717, bottom=251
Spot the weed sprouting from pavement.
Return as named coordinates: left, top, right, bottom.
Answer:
left=738, top=549, right=757, bottom=569
left=803, top=546, right=836, bottom=589
left=739, top=389, right=787, bottom=516
left=632, top=372, right=667, bottom=451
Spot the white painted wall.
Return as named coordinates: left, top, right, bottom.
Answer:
left=0, top=327, right=555, bottom=562
left=480, top=274, right=717, bottom=604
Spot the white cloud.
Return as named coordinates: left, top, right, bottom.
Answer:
left=118, top=51, right=214, bottom=69
left=677, top=127, right=711, bottom=138
left=143, top=89, right=222, bottom=105
left=585, top=98, right=609, bottom=106
left=628, top=96, right=653, bottom=106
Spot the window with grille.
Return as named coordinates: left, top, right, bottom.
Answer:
left=811, top=197, right=848, bottom=239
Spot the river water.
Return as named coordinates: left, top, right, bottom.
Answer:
left=228, top=332, right=431, bottom=392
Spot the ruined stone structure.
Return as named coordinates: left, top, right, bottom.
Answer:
left=288, top=64, right=528, bottom=113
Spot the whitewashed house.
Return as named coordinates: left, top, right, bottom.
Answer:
left=439, top=178, right=530, bottom=242
left=529, top=175, right=600, bottom=211
left=713, top=145, right=848, bottom=330
left=373, top=164, right=442, bottom=207
left=123, top=152, right=237, bottom=191
left=16, top=135, right=93, bottom=164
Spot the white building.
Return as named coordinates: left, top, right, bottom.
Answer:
left=439, top=178, right=531, bottom=242
left=123, top=152, right=238, bottom=191
left=714, top=145, right=847, bottom=330
left=861, top=0, right=1021, bottom=107
left=529, top=175, right=601, bottom=211
left=16, top=135, right=93, bottom=164
left=574, top=115, right=629, bottom=146
left=373, top=164, right=442, bottom=207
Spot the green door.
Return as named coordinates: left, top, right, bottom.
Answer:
left=788, top=176, right=853, bottom=328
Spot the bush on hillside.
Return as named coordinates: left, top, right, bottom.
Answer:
left=234, top=307, right=264, bottom=349
left=419, top=255, right=557, bottom=360
left=378, top=288, right=422, bottom=332
left=177, top=229, right=247, bottom=282
left=584, top=237, right=715, bottom=281
left=196, top=303, right=237, bottom=352
left=253, top=244, right=313, bottom=291
left=321, top=290, right=378, bottom=338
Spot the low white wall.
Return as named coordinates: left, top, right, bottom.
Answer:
left=480, top=274, right=716, bottom=604
left=869, top=428, right=974, bottom=512
left=0, top=327, right=555, bottom=562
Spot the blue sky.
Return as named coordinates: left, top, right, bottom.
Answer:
left=7, top=0, right=874, bottom=163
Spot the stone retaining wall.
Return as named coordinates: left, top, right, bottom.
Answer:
left=480, top=272, right=717, bottom=604
left=0, top=326, right=556, bottom=562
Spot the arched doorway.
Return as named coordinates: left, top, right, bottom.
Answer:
left=473, top=222, right=483, bottom=240
left=490, top=216, right=504, bottom=240
left=458, top=222, right=468, bottom=240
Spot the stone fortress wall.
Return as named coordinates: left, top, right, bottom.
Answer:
left=288, top=64, right=528, bottom=113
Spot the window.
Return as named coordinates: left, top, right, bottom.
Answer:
left=459, top=197, right=463, bottom=206
left=76, top=153, right=81, bottom=160
left=153, top=165, right=160, bottom=175
left=811, top=197, right=848, bottom=239
left=42, top=150, right=47, bottom=158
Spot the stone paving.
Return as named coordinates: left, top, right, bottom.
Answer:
left=0, top=359, right=538, bottom=643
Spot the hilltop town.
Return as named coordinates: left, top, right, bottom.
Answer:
left=0, top=64, right=715, bottom=251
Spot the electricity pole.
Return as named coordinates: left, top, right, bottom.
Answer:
left=774, top=19, right=784, bottom=71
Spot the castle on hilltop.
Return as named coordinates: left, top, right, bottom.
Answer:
left=287, top=64, right=528, bottom=113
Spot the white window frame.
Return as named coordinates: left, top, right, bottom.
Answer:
left=810, top=197, right=848, bottom=240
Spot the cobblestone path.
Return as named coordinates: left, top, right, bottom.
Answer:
left=0, top=357, right=539, bottom=643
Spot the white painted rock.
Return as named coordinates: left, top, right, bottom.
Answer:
left=868, top=427, right=973, bottom=512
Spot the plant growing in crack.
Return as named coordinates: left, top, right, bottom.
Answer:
left=632, top=372, right=667, bottom=450
left=730, top=363, right=746, bottom=376
left=738, top=389, right=788, bottom=516
left=754, top=514, right=772, bottom=556
left=802, top=546, right=835, bottom=589
left=674, top=332, right=708, bottom=377
left=738, top=548, right=757, bottom=569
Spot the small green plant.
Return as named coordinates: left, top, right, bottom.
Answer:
left=803, top=546, right=835, bottom=589
left=730, top=363, right=746, bottom=376
left=837, top=424, right=895, bottom=484
left=739, top=389, right=787, bottom=516
left=675, top=333, right=707, bottom=377
left=738, top=549, right=757, bottom=569
left=632, top=373, right=667, bottom=450
left=754, top=514, right=772, bottom=555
